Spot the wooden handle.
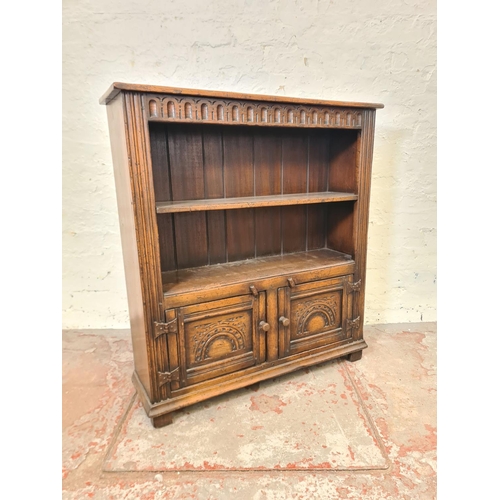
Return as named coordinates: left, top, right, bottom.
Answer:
left=259, top=321, right=270, bottom=332
left=287, top=277, right=296, bottom=288
left=279, top=316, right=290, bottom=327
left=249, top=285, right=258, bottom=296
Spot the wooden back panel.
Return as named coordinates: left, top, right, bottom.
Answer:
left=157, top=205, right=333, bottom=271
left=151, top=123, right=358, bottom=272
left=150, top=123, right=346, bottom=203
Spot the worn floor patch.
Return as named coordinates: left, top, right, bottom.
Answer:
left=103, top=359, right=388, bottom=472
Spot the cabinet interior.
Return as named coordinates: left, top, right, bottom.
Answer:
left=149, top=122, right=360, bottom=289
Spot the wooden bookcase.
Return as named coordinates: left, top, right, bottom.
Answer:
left=100, top=83, right=383, bottom=428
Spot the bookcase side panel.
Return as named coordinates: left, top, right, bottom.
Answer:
left=122, top=92, right=167, bottom=403
left=352, top=110, right=377, bottom=339
left=106, top=95, right=152, bottom=397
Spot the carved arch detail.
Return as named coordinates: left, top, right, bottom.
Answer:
left=143, top=95, right=363, bottom=129
left=294, top=297, right=339, bottom=336
left=193, top=316, right=246, bottom=362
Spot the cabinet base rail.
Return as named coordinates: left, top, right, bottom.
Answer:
left=132, top=339, right=367, bottom=427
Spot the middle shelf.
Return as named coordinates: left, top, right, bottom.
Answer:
left=156, top=191, right=358, bottom=213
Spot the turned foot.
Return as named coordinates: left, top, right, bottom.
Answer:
left=151, top=412, right=173, bottom=428
left=347, top=350, right=363, bottom=362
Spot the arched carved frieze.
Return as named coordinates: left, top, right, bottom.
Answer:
left=143, top=94, right=363, bottom=129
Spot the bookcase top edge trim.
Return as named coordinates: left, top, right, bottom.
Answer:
left=99, top=82, right=384, bottom=109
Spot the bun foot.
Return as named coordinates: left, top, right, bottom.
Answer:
left=347, top=350, right=363, bottom=362
left=151, top=412, right=173, bottom=428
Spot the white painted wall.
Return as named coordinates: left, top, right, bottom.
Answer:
left=62, top=0, right=436, bottom=328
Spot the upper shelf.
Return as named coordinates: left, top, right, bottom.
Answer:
left=156, top=191, right=358, bottom=214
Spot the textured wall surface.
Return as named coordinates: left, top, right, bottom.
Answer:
left=62, top=0, right=436, bottom=328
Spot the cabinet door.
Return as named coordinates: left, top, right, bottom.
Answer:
left=174, top=294, right=266, bottom=387
left=278, top=275, right=353, bottom=358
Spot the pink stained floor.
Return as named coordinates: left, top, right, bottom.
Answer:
left=62, top=322, right=436, bottom=499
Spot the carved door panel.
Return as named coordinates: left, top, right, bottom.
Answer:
left=278, top=275, right=354, bottom=358
left=173, top=294, right=266, bottom=388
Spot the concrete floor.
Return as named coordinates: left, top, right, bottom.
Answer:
left=62, top=322, right=436, bottom=499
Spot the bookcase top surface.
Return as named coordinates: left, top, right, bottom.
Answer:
left=99, top=82, right=384, bottom=109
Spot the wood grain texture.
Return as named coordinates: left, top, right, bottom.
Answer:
left=254, top=130, right=281, bottom=195
left=151, top=412, right=173, bottom=428
left=125, top=92, right=167, bottom=404
left=142, top=339, right=368, bottom=419
left=145, top=95, right=368, bottom=130
left=282, top=276, right=349, bottom=357
left=327, top=202, right=355, bottom=257
left=255, top=207, right=281, bottom=257
left=347, top=350, right=363, bottom=362
left=100, top=82, right=384, bottom=109
left=165, top=308, right=180, bottom=393
left=266, top=287, right=279, bottom=362
left=351, top=109, right=377, bottom=340
left=173, top=212, right=208, bottom=269
left=109, top=92, right=168, bottom=403
left=329, top=129, right=359, bottom=194
left=162, top=248, right=353, bottom=296
left=223, top=127, right=254, bottom=197
left=308, top=130, right=329, bottom=192
left=162, top=264, right=357, bottom=310
left=202, top=125, right=224, bottom=199
left=307, top=205, right=327, bottom=250
left=156, top=214, right=176, bottom=272
left=282, top=129, right=308, bottom=194
left=156, top=192, right=358, bottom=213
left=257, top=291, right=267, bottom=363
left=282, top=206, right=307, bottom=253
left=206, top=211, right=226, bottom=265
left=168, top=124, right=205, bottom=201
left=149, top=123, right=171, bottom=201
left=106, top=96, right=152, bottom=397
left=154, top=307, right=179, bottom=402
left=226, top=208, right=255, bottom=262
left=180, top=295, right=260, bottom=386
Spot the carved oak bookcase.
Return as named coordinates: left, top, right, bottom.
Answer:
left=100, top=83, right=383, bottom=428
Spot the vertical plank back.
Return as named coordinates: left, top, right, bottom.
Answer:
left=281, top=129, right=308, bottom=253
left=329, top=129, right=359, bottom=193
left=224, top=127, right=255, bottom=261
left=203, top=126, right=226, bottom=265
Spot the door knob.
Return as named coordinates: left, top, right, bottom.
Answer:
left=279, top=316, right=290, bottom=326
left=259, top=321, right=270, bottom=332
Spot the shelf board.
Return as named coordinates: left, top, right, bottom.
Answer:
left=156, top=192, right=358, bottom=214
left=162, top=248, right=354, bottom=297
